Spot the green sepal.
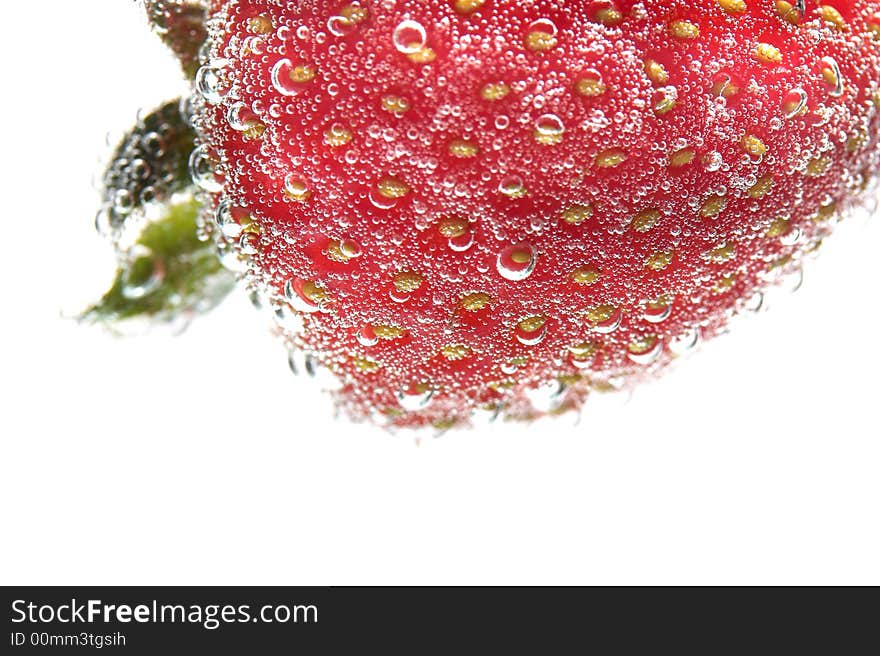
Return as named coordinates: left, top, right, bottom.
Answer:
left=82, top=197, right=236, bottom=326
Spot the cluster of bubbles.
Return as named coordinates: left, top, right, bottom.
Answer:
left=184, top=0, right=880, bottom=430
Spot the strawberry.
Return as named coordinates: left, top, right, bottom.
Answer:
left=103, top=0, right=880, bottom=430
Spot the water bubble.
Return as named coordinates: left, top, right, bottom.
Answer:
left=515, top=316, right=548, bottom=346
left=448, top=231, right=475, bottom=252
left=591, top=308, right=623, bottom=334
left=239, top=232, right=259, bottom=255
left=627, top=336, right=663, bottom=365
left=121, top=246, right=163, bottom=300
left=271, top=58, right=309, bottom=96
left=780, top=226, right=802, bottom=246
left=820, top=57, right=844, bottom=97
left=227, top=102, right=258, bottom=131
left=524, top=379, right=564, bottom=413
left=670, top=327, right=701, bottom=355
left=284, top=278, right=325, bottom=313
left=369, top=186, right=399, bottom=210
left=283, top=174, right=310, bottom=200
left=535, top=113, right=564, bottom=136
left=214, top=199, right=242, bottom=238
left=357, top=325, right=379, bottom=347
left=782, top=88, right=808, bottom=118
left=496, top=243, right=537, bottom=281
left=188, top=144, right=223, bottom=193
left=393, top=20, right=427, bottom=54
left=397, top=384, right=434, bottom=411
left=644, top=300, right=672, bottom=324
left=498, top=174, right=525, bottom=198
left=195, top=60, right=229, bottom=104
left=327, top=15, right=356, bottom=37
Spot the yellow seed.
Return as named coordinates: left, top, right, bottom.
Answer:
left=645, top=250, right=674, bottom=271
left=510, top=247, right=532, bottom=264
left=644, top=59, right=669, bottom=85
left=340, top=4, right=368, bottom=24
left=568, top=342, right=598, bottom=358
left=668, top=20, right=700, bottom=39
left=302, top=281, right=329, bottom=304
left=242, top=122, right=266, bottom=141
left=711, top=76, right=739, bottom=99
left=247, top=15, right=274, bottom=34
left=524, top=30, right=557, bottom=52
left=570, top=266, right=602, bottom=285
left=717, top=0, right=747, bottom=15
left=765, top=217, right=790, bottom=238
left=518, top=316, right=547, bottom=333
left=440, top=344, right=472, bottom=361
left=381, top=95, right=410, bottom=114
left=373, top=325, right=406, bottom=340
left=706, top=242, right=736, bottom=263
left=324, top=125, right=353, bottom=146
left=439, top=217, right=469, bottom=238
left=561, top=204, right=593, bottom=225
left=534, top=130, right=563, bottom=146
left=812, top=201, right=837, bottom=222
left=591, top=6, right=624, bottom=26
left=631, top=209, right=661, bottom=232
left=806, top=156, right=831, bottom=176
left=754, top=43, right=782, bottom=64
left=629, top=335, right=658, bottom=354
left=407, top=47, right=437, bottom=64
left=574, top=77, right=606, bottom=97
left=460, top=292, right=492, bottom=311
left=748, top=174, right=774, bottom=199
left=668, top=148, right=695, bottom=167
left=556, top=374, right=583, bottom=387
left=453, top=0, right=486, bottom=13
left=654, top=94, right=676, bottom=115
left=239, top=214, right=260, bottom=234
left=712, top=273, right=737, bottom=294
left=595, top=148, right=627, bottom=168
left=700, top=195, right=727, bottom=218
left=378, top=177, right=409, bottom=199
left=352, top=357, right=380, bottom=373
left=847, top=130, right=868, bottom=153
left=820, top=64, right=840, bottom=91
left=741, top=134, right=767, bottom=157
left=775, top=1, right=800, bottom=25
left=449, top=139, right=479, bottom=158
left=392, top=270, right=423, bottom=292
left=325, top=240, right=356, bottom=263
left=284, top=178, right=310, bottom=201
left=480, top=82, right=510, bottom=101
left=586, top=304, right=617, bottom=324
left=289, top=64, right=317, bottom=83
left=818, top=5, right=846, bottom=30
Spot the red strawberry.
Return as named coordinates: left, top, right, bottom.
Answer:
left=126, top=0, right=880, bottom=430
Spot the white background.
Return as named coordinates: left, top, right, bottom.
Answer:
left=1, top=0, right=878, bottom=585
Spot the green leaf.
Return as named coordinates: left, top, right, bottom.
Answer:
left=83, top=197, right=237, bottom=326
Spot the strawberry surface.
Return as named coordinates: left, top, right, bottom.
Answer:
left=189, top=0, right=880, bottom=429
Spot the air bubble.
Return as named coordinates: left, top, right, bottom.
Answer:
left=397, top=385, right=434, bottom=411
left=195, top=61, right=229, bottom=104
left=496, top=243, right=537, bottom=281
left=393, top=20, right=427, bottom=54
left=188, top=145, right=223, bottom=193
